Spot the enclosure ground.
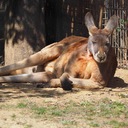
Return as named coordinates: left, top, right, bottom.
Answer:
left=0, top=68, right=128, bottom=128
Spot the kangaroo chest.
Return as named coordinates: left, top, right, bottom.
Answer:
left=53, top=49, right=99, bottom=79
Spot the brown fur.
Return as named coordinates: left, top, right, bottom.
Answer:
left=0, top=12, right=118, bottom=90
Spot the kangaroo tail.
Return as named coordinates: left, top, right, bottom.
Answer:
left=0, top=72, right=61, bottom=88
left=0, top=72, right=53, bottom=83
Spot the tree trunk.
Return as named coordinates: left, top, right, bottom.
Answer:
left=4, top=0, right=45, bottom=65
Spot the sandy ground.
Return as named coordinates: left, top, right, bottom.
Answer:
left=0, top=68, right=128, bottom=128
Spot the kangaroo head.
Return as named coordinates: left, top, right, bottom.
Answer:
left=85, top=12, right=118, bottom=63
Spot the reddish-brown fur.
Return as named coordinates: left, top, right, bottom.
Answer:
left=0, top=12, right=118, bottom=90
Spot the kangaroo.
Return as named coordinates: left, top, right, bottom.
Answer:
left=0, top=12, right=118, bottom=90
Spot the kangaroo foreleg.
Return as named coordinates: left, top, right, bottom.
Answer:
left=60, top=73, right=105, bottom=90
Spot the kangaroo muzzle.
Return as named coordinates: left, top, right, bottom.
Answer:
left=94, top=51, right=107, bottom=63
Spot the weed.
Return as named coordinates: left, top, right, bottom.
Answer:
left=24, top=124, right=32, bottom=128
left=119, top=93, right=128, bottom=98
left=33, top=107, right=47, bottom=115
left=81, top=98, right=128, bottom=118
left=11, top=113, right=16, bottom=120
left=108, top=120, right=128, bottom=128
left=51, top=109, right=63, bottom=116
left=61, top=120, right=77, bottom=126
left=17, top=102, right=27, bottom=108
left=99, top=100, right=127, bottom=118
left=89, top=122, right=100, bottom=127
left=2, top=98, right=127, bottom=128
left=80, top=101, right=97, bottom=116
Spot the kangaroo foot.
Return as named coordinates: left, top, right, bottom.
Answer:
left=60, top=73, right=73, bottom=91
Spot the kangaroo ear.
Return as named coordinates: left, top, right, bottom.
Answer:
left=85, top=12, right=98, bottom=36
left=103, top=15, right=118, bottom=35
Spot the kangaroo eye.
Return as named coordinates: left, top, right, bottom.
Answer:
left=105, top=42, right=110, bottom=46
left=92, top=41, right=97, bottom=44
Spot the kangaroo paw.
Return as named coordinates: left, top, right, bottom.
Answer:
left=60, top=73, right=73, bottom=91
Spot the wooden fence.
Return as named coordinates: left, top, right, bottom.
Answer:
left=0, top=0, right=128, bottom=69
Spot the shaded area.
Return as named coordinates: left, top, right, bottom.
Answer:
left=0, top=8, right=5, bottom=65
left=45, top=0, right=104, bottom=44
left=5, top=0, right=45, bottom=51
left=0, top=83, right=73, bottom=102
left=3, top=0, right=46, bottom=65
left=0, top=70, right=128, bottom=102
left=0, top=0, right=128, bottom=68
left=109, top=77, right=128, bottom=88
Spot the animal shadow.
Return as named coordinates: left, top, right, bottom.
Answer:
left=108, top=77, right=128, bottom=88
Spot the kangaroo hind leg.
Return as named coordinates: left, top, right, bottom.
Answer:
left=0, top=42, right=63, bottom=76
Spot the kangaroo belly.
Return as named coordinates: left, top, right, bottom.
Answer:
left=44, top=59, right=57, bottom=73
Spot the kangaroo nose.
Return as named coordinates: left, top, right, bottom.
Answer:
left=97, top=53, right=106, bottom=61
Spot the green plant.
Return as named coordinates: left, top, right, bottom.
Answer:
left=89, top=122, right=100, bottom=127
left=108, top=120, right=128, bottom=128
left=17, top=102, right=27, bottom=108
left=24, top=124, right=32, bottom=128
left=61, top=120, right=77, bottom=126
left=33, top=107, right=47, bottom=115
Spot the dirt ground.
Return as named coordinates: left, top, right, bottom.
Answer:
left=0, top=68, right=128, bottom=128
